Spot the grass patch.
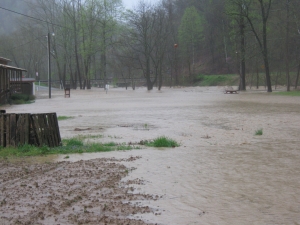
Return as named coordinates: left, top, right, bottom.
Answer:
left=274, top=91, right=300, bottom=96
left=35, top=82, right=48, bottom=87
left=57, top=116, right=74, bottom=121
left=0, top=136, right=134, bottom=158
left=10, top=93, right=35, bottom=104
left=255, top=129, right=263, bottom=136
left=145, top=136, right=179, bottom=148
left=195, top=74, right=239, bottom=86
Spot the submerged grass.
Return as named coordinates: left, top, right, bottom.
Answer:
left=0, top=136, right=135, bottom=158
left=255, top=129, right=263, bottom=136
left=195, top=74, right=239, bottom=86
left=146, top=136, right=179, bottom=148
left=57, top=116, right=74, bottom=121
left=274, top=91, right=300, bottom=96
left=0, top=135, right=177, bottom=158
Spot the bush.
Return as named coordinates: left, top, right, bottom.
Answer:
left=13, top=99, right=26, bottom=105
left=65, top=138, right=84, bottom=147
left=255, top=129, right=263, bottom=136
left=146, top=136, right=179, bottom=148
left=10, top=94, right=35, bottom=104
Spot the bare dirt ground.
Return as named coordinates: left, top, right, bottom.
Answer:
left=1, top=86, right=300, bottom=225
left=0, top=157, right=158, bottom=225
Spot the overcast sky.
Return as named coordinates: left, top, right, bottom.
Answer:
left=122, top=0, right=160, bottom=10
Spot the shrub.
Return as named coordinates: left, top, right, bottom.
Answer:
left=255, top=129, right=263, bottom=136
left=146, top=136, right=179, bottom=148
left=10, top=94, right=35, bottom=104
left=65, top=138, right=84, bottom=147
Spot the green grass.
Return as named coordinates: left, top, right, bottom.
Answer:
left=255, top=129, right=263, bottom=136
left=274, top=91, right=300, bottom=96
left=145, top=136, right=180, bottom=148
left=57, top=116, right=74, bottom=121
left=35, top=82, right=48, bottom=87
left=0, top=136, right=135, bottom=158
left=195, top=74, right=239, bottom=86
left=10, top=93, right=35, bottom=104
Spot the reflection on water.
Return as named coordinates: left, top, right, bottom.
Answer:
left=6, top=87, right=300, bottom=224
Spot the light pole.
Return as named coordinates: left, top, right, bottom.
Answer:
left=174, top=43, right=178, bottom=86
left=47, top=32, right=55, bottom=98
left=35, top=62, right=39, bottom=91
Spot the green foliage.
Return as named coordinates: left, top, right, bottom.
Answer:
left=178, top=6, right=204, bottom=53
left=255, top=129, right=263, bottom=136
left=195, top=74, right=239, bottom=86
left=146, top=136, right=179, bottom=148
left=10, top=94, right=35, bottom=105
left=35, top=82, right=47, bottom=87
left=0, top=136, right=134, bottom=158
left=64, top=138, right=84, bottom=147
left=0, top=144, right=50, bottom=157
left=274, top=91, right=300, bottom=96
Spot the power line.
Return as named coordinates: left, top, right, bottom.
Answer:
left=0, top=6, right=71, bottom=30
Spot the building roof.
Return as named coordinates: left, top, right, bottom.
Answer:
left=0, top=64, right=27, bottom=72
left=0, top=57, right=12, bottom=62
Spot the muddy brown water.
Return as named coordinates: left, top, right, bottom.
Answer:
left=2, top=86, right=300, bottom=224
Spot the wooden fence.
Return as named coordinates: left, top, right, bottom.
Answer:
left=0, top=113, right=61, bottom=147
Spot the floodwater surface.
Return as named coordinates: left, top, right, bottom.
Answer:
left=4, top=86, right=300, bottom=224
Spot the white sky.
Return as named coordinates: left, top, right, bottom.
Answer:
left=122, top=0, right=160, bottom=10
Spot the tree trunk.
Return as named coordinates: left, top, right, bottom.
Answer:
left=240, top=15, right=246, bottom=91
left=261, top=1, right=272, bottom=92
left=285, top=0, right=290, bottom=91
left=295, top=62, right=300, bottom=89
left=73, top=1, right=82, bottom=89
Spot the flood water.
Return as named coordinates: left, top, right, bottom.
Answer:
left=4, top=86, right=300, bottom=224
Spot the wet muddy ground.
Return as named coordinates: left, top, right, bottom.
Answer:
left=0, top=157, right=158, bottom=225
left=1, top=86, right=300, bottom=224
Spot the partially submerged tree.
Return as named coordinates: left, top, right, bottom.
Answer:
left=226, top=0, right=249, bottom=91
left=243, top=0, right=273, bottom=92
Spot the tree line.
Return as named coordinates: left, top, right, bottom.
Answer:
left=0, top=0, right=299, bottom=92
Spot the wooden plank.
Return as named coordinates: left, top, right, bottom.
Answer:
left=0, top=115, right=4, bottom=147
left=9, top=114, right=16, bottom=147
left=24, top=114, right=30, bottom=145
left=41, top=114, right=50, bottom=147
left=35, top=113, right=50, bottom=147
left=47, top=114, right=54, bottom=147
left=5, top=114, right=10, bottom=147
left=52, top=113, right=60, bottom=146
left=49, top=113, right=59, bottom=147
left=42, top=114, right=50, bottom=147
left=52, top=113, right=62, bottom=146
left=29, top=115, right=38, bottom=146
left=31, top=114, right=42, bottom=146
left=19, top=114, right=25, bottom=144
left=16, top=114, right=30, bottom=146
